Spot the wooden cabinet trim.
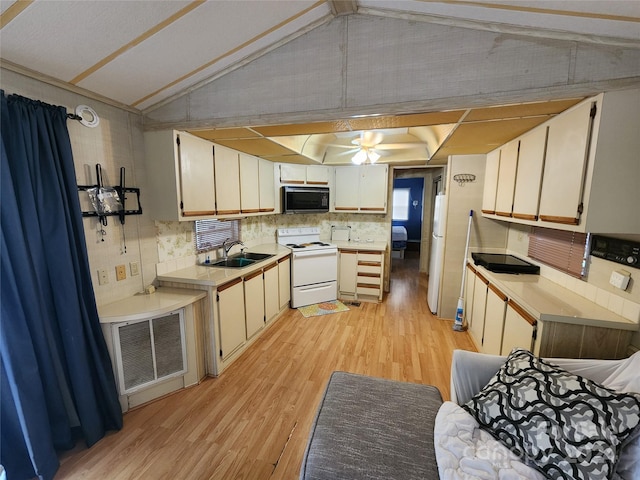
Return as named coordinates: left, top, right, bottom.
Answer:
left=217, top=209, right=241, bottom=216
left=507, top=299, right=537, bottom=326
left=488, top=282, right=507, bottom=301
left=466, top=263, right=476, bottom=274
left=476, top=272, right=489, bottom=285
left=182, top=210, right=216, bottom=217
left=495, top=211, right=513, bottom=217
left=341, top=249, right=358, bottom=254
left=512, top=213, right=538, bottom=221
left=360, top=207, right=385, bottom=212
left=335, top=206, right=358, bottom=211
left=539, top=214, right=579, bottom=225
left=306, top=181, right=328, bottom=185
left=218, top=277, right=242, bottom=292
left=357, top=272, right=380, bottom=278
left=263, top=262, right=277, bottom=272
left=259, top=208, right=275, bottom=213
left=244, top=269, right=263, bottom=281
left=358, top=261, right=381, bottom=267
left=282, top=180, right=304, bottom=184
left=241, top=209, right=261, bottom=214
left=278, top=255, right=291, bottom=263
left=481, top=209, right=495, bottom=215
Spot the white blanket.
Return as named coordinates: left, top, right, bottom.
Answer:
left=434, top=401, right=545, bottom=480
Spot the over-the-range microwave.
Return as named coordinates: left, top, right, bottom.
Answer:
left=282, top=186, right=329, bottom=214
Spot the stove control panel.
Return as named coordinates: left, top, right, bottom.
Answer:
left=591, top=235, right=639, bottom=268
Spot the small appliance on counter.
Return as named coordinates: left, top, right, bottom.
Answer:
left=471, top=253, right=540, bottom=274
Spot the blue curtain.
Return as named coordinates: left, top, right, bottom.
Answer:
left=0, top=92, right=122, bottom=479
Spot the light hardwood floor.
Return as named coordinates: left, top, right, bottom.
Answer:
left=57, top=251, right=476, bottom=479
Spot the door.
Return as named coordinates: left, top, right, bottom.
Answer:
left=258, top=158, right=276, bottom=213
left=339, top=250, right=358, bottom=295
left=359, top=164, right=388, bottom=212
left=264, top=263, right=280, bottom=323
left=239, top=153, right=260, bottom=214
left=177, top=132, right=216, bottom=217
left=217, top=279, right=246, bottom=360
left=483, top=284, right=507, bottom=355
left=278, top=256, right=291, bottom=309
left=334, top=166, right=360, bottom=211
left=501, top=300, right=536, bottom=354
left=244, top=270, right=265, bottom=339
left=291, top=250, right=338, bottom=287
left=494, top=140, right=519, bottom=217
left=214, top=145, right=241, bottom=215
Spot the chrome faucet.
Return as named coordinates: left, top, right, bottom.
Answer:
left=222, top=238, right=245, bottom=259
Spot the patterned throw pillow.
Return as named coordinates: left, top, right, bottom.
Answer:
left=463, top=349, right=640, bottom=480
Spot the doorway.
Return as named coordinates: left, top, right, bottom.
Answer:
left=392, top=177, right=424, bottom=267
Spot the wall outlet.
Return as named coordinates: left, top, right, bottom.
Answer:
left=115, top=264, right=127, bottom=281
left=97, top=269, right=109, bottom=285
left=130, top=261, right=140, bottom=276
left=610, top=269, right=631, bottom=290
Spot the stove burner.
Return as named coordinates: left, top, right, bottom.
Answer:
left=286, top=243, right=305, bottom=249
left=311, top=242, right=330, bottom=246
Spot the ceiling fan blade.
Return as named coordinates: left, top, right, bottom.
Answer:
left=335, top=148, right=360, bottom=156
left=325, top=143, right=359, bottom=149
left=361, top=131, right=384, bottom=147
left=374, top=143, right=428, bottom=150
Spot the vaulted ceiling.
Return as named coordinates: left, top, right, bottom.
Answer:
left=2, top=1, right=638, bottom=166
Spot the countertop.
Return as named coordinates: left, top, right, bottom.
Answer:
left=332, top=240, right=388, bottom=252
left=470, top=260, right=638, bottom=331
left=99, top=287, right=207, bottom=323
left=157, top=244, right=292, bottom=288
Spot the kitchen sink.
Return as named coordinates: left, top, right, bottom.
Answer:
left=202, top=251, right=274, bottom=268
left=208, top=257, right=256, bottom=268
left=233, top=252, right=273, bottom=261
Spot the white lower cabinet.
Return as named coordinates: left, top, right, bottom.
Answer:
left=501, top=300, right=537, bottom=355
left=463, top=264, right=476, bottom=328
left=244, top=270, right=265, bottom=339
left=483, top=284, right=507, bottom=355
left=217, top=278, right=246, bottom=360
left=339, top=250, right=358, bottom=298
left=264, top=263, right=280, bottom=323
left=278, top=255, right=291, bottom=309
left=469, top=271, right=488, bottom=349
left=338, top=248, right=384, bottom=302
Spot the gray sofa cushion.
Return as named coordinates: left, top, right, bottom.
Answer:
left=300, top=371, right=443, bottom=480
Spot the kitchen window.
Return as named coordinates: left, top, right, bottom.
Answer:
left=194, top=219, right=241, bottom=253
left=528, top=227, right=590, bottom=278
left=392, top=188, right=410, bottom=221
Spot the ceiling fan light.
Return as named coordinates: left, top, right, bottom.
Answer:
left=352, top=149, right=367, bottom=164
left=368, top=150, right=380, bottom=163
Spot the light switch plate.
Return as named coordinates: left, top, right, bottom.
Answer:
left=115, top=264, right=127, bottom=281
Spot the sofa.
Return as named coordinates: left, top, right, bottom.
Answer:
left=300, top=349, right=640, bottom=480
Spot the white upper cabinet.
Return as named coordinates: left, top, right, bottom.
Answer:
left=279, top=164, right=306, bottom=184
left=334, top=166, right=361, bottom=212
left=334, top=164, right=388, bottom=213
left=359, top=165, right=389, bottom=212
left=494, top=140, right=519, bottom=218
left=306, top=165, right=331, bottom=185
left=481, top=149, right=500, bottom=215
left=214, top=145, right=241, bottom=216
left=538, top=100, right=594, bottom=226
left=258, top=159, right=276, bottom=213
left=143, top=130, right=216, bottom=221
left=481, top=88, right=640, bottom=233
left=512, top=127, right=548, bottom=221
left=239, top=153, right=260, bottom=214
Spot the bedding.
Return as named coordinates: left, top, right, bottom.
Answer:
left=392, top=226, right=407, bottom=249
left=436, top=349, right=640, bottom=480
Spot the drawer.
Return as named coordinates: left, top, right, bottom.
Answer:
left=357, top=285, right=380, bottom=297
left=357, top=274, right=380, bottom=286
left=357, top=264, right=381, bottom=275
left=358, top=253, right=382, bottom=263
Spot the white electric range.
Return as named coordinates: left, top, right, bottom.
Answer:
left=277, top=227, right=338, bottom=308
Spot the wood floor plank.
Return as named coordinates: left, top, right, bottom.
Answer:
left=56, top=251, right=476, bottom=479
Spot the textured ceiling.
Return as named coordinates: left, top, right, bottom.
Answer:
left=1, top=0, right=637, bottom=165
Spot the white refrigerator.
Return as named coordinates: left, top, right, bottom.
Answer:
left=427, top=194, right=447, bottom=314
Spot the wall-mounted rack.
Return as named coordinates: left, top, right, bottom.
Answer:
left=78, top=164, right=142, bottom=225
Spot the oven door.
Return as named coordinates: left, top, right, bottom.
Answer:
left=291, top=249, right=338, bottom=287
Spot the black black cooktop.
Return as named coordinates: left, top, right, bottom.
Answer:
left=471, top=253, right=540, bottom=274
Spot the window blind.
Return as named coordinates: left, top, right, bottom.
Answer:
left=194, top=219, right=240, bottom=253
left=528, top=227, right=589, bottom=278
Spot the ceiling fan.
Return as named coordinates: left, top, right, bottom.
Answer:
left=327, top=130, right=429, bottom=164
